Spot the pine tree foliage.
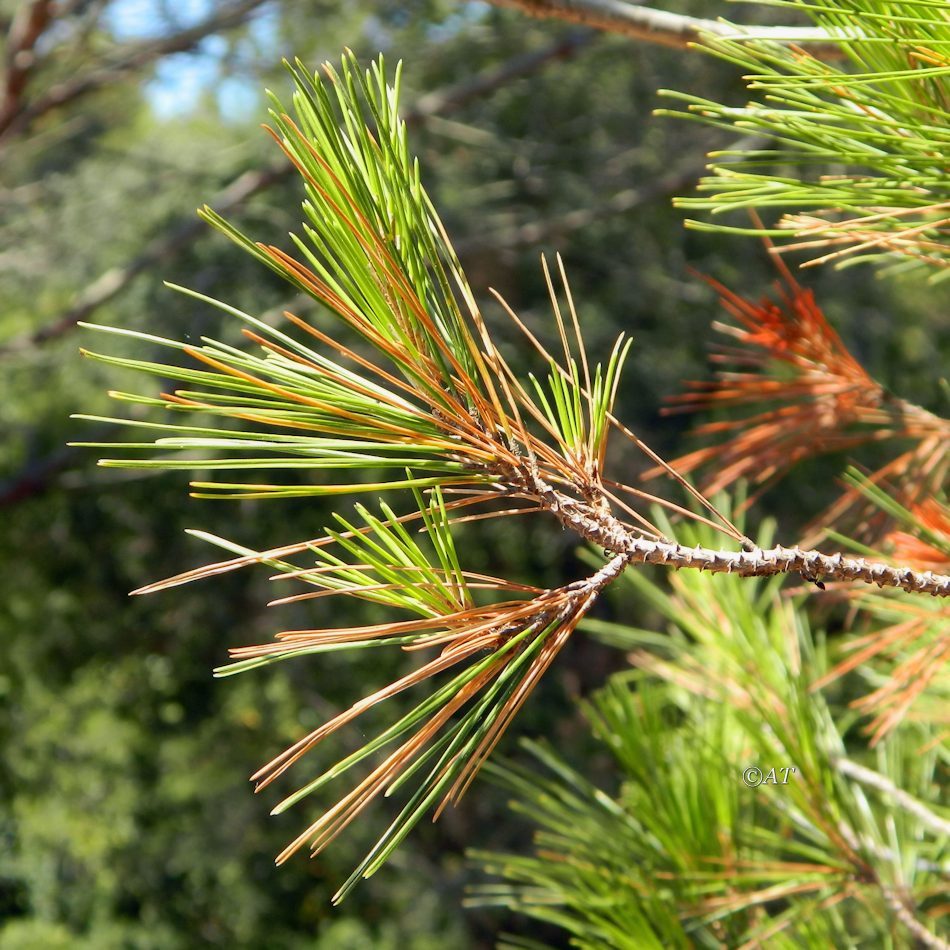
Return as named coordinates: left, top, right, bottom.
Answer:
left=475, top=513, right=949, bottom=947
left=77, top=52, right=737, bottom=902
left=649, top=253, right=949, bottom=539
left=468, top=2, right=950, bottom=944
left=74, top=0, right=949, bottom=934
left=663, top=0, right=950, bottom=275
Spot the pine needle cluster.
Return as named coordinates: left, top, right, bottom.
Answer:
left=75, top=2, right=949, bottom=938
left=77, top=53, right=740, bottom=902
left=649, top=252, right=949, bottom=539
left=663, top=0, right=950, bottom=275
left=475, top=512, right=949, bottom=947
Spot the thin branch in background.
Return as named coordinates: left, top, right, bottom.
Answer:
left=455, top=156, right=711, bottom=254
left=0, top=162, right=291, bottom=354
left=0, top=0, right=54, bottom=135
left=0, top=0, right=272, bottom=145
left=830, top=817, right=946, bottom=950
left=483, top=0, right=848, bottom=57
left=411, top=28, right=593, bottom=116
left=0, top=163, right=291, bottom=356
left=1, top=30, right=596, bottom=357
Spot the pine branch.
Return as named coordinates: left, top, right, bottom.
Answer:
left=483, top=0, right=848, bottom=57
left=534, top=485, right=950, bottom=596
left=75, top=51, right=950, bottom=898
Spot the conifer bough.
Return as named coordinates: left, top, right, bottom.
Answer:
left=661, top=0, right=950, bottom=274
left=74, top=53, right=949, bottom=899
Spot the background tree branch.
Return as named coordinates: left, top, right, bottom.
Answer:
left=0, top=0, right=271, bottom=144
left=455, top=135, right=762, bottom=253
left=1, top=29, right=595, bottom=357
left=0, top=0, right=55, bottom=135
left=0, top=161, right=291, bottom=354
left=483, top=0, right=848, bottom=57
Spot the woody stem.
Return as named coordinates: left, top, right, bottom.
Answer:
left=525, top=472, right=950, bottom=598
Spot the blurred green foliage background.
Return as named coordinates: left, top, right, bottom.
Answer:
left=1, top=1, right=946, bottom=945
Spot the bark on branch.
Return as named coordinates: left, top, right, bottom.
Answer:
left=485, top=0, right=848, bottom=58
left=532, top=478, right=950, bottom=597
left=0, top=0, right=270, bottom=144
left=0, top=0, right=54, bottom=135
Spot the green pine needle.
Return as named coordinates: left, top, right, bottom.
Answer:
left=662, top=0, right=950, bottom=275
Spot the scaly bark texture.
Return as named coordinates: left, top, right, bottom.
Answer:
left=521, top=471, right=950, bottom=597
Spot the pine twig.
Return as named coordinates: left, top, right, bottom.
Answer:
left=483, top=0, right=848, bottom=57
left=834, top=757, right=950, bottom=838
left=532, top=479, right=950, bottom=597
left=881, top=885, right=950, bottom=950
left=829, top=813, right=948, bottom=950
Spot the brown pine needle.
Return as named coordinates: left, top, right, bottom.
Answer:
left=603, top=477, right=743, bottom=540
left=253, top=639, right=494, bottom=791
left=275, top=662, right=502, bottom=866
left=653, top=260, right=950, bottom=543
